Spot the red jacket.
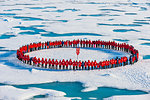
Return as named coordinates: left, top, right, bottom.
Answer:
left=97, top=63, right=100, bottom=68
left=41, top=58, right=45, bottom=64
left=91, top=61, right=94, bottom=67
left=69, top=59, right=72, bottom=65
left=123, top=56, right=127, bottom=62
left=72, top=61, right=76, bottom=67
left=66, top=60, right=69, bottom=67
left=94, top=61, right=97, bottom=67
left=59, top=60, right=62, bottom=66
left=88, top=60, right=91, bottom=67
left=102, top=61, right=106, bottom=67
left=84, top=61, right=87, bottom=67
left=38, top=58, right=41, bottom=64
left=48, top=59, right=52, bottom=65
left=45, top=58, right=48, bottom=65
left=52, top=59, right=55, bottom=65
left=132, top=57, right=135, bottom=62
left=78, top=61, right=82, bottom=67
left=118, top=59, right=121, bottom=64
left=55, top=60, right=58, bottom=66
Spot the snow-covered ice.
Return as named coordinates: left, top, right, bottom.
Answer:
left=0, top=85, right=69, bottom=100
left=105, top=94, right=150, bottom=100
left=0, top=0, right=150, bottom=99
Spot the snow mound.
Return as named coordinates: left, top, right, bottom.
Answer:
left=0, top=85, right=67, bottom=100
left=104, top=94, right=150, bottom=100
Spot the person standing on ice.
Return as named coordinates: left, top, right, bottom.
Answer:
left=62, top=59, right=65, bottom=69
left=102, top=60, right=106, bottom=69
left=52, top=59, right=55, bottom=69
left=41, top=58, right=45, bottom=67
left=81, top=61, right=84, bottom=70
left=72, top=60, right=76, bottom=70
left=91, top=61, right=94, bottom=70
left=75, top=60, right=78, bottom=70
left=59, top=60, right=62, bottom=69
left=84, top=61, right=87, bottom=70
left=61, top=40, right=64, bottom=47
left=37, top=58, right=41, bottom=67
left=48, top=59, right=52, bottom=68
left=118, top=58, right=121, bottom=66
left=69, top=59, right=72, bottom=70
left=65, top=60, right=69, bottom=70
left=78, top=60, right=82, bottom=70
left=29, top=57, right=33, bottom=65
left=45, top=58, right=48, bottom=68
left=27, top=55, right=30, bottom=64
left=80, top=39, right=83, bottom=47
left=55, top=59, right=58, bottom=69
left=94, top=60, right=97, bottom=69
left=87, top=60, right=91, bottom=70
left=115, top=59, right=117, bottom=67
left=69, top=40, right=72, bottom=47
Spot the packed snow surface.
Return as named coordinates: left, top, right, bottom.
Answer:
left=0, top=86, right=68, bottom=100
left=105, top=94, right=150, bottom=100
left=0, top=0, right=150, bottom=99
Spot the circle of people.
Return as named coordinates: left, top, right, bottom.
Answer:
left=17, top=39, right=139, bottom=70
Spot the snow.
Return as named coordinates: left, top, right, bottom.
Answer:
left=0, top=0, right=150, bottom=99
left=81, top=87, right=98, bottom=92
left=25, top=47, right=130, bottom=61
left=0, top=54, right=150, bottom=93
left=104, top=94, right=150, bottom=100
left=0, top=85, right=68, bottom=100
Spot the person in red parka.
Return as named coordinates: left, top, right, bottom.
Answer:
left=136, top=51, right=139, bottom=62
left=45, top=58, right=48, bottom=68
left=86, top=40, right=89, bottom=47
left=72, top=60, right=76, bottom=70
left=59, top=60, right=62, bottom=69
left=37, top=58, right=41, bottom=67
left=75, top=60, right=78, bottom=70
left=52, top=59, right=55, bottom=68
left=89, top=40, right=92, bottom=47
left=65, top=60, right=69, bottom=70
left=118, top=58, right=121, bottom=66
left=48, top=59, right=52, bottom=68
left=91, top=61, right=94, bottom=70
left=41, top=58, right=45, bottom=67
left=78, top=60, right=82, bottom=70
left=114, top=59, right=117, bottom=67
left=69, top=59, right=72, bottom=70
left=102, top=61, right=106, bottom=69
left=33, top=57, right=37, bottom=66
left=105, top=60, right=109, bottom=68
left=87, top=60, right=91, bottom=70
left=99, top=61, right=102, bottom=69
left=84, top=61, right=87, bottom=70
left=62, top=59, right=65, bottom=69
left=132, top=56, right=136, bottom=64
left=97, top=62, right=100, bottom=69
left=123, top=56, right=128, bottom=66
left=94, top=60, right=97, bottom=69
left=55, top=59, right=58, bottom=69
left=121, top=57, right=123, bottom=66
left=73, top=40, right=76, bottom=47
left=111, top=59, right=115, bottom=68
left=82, top=40, right=86, bottom=47
left=80, top=40, right=83, bottom=47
